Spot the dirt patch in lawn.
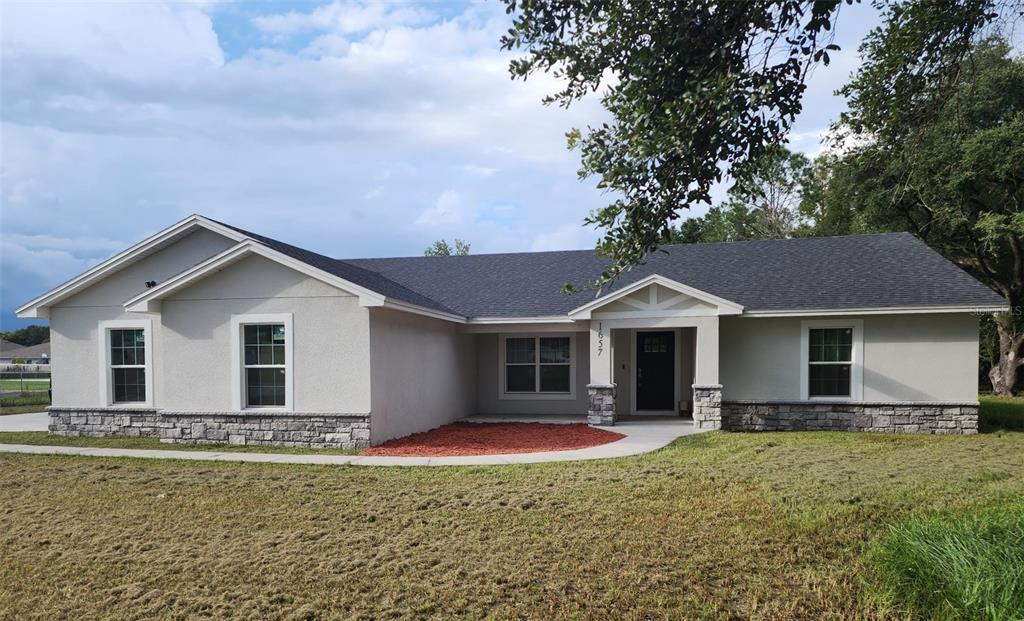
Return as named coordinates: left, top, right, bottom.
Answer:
left=361, top=422, right=625, bottom=456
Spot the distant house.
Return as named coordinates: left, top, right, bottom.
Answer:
left=0, top=340, right=19, bottom=356
left=0, top=340, right=50, bottom=365
left=17, top=215, right=1006, bottom=448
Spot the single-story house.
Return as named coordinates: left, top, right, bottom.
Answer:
left=0, top=340, right=51, bottom=365
left=17, top=215, right=1006, bottom=447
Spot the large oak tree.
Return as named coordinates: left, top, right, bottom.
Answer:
left=812, top=40, right=1024, bottom=394
left=501, top=0, right=1014, bottom=288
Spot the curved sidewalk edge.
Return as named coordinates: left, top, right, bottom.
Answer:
left=0, top=419, right=704, bottom=467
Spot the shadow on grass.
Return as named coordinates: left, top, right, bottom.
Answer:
left=979, top=395, right=1024, bottom=433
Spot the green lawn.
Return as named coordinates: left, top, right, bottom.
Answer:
left=0, top=405, right=47, bottom=416
left=2, top=430, right=1023, bottom=620
left=0, top=393, right=50, bottom=414
left=979, top=395, right=1024, bottom=431
left=0, top=431, right=358, bottom=455
left=0, top=378, right=49, bottom=392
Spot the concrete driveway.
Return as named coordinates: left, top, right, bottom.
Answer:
left=0, top=412, right=48, bottom=432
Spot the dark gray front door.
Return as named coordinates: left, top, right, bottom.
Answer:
left=636, top=331, right=675, bottom=411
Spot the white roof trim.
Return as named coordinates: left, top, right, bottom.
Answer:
left=741, top=304, right=1009, bottom=318
left=379, top=299, right=466, bottom=323
left=465, top=315, right=577, bottom=325
left=16, top=214, right=247, bottom=319
left=123, top=241, right=388, bottom=312
left=567, top=274, right=744, bottom=319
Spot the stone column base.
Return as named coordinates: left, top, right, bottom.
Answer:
left=587, top=384, right=616, bottom=426
left=692, top=384, right=723, bottom=430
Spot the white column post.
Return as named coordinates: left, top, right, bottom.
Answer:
left=693, top=316, right=722, bottom=430
left=589, top=320, right=614, bottom=385
left=587, top=320, right=616, bottom=425
left=694, top=316, right=719, bottom=385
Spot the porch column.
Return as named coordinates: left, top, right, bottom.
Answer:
left=693, top=317, right=722, bottom=430
left=587, top=320, right=616, bottom=426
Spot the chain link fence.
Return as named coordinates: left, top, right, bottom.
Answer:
left=0, top=367, right=51, bottom=409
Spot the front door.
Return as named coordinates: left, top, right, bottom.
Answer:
left=636, top=331, right=675, bottom=411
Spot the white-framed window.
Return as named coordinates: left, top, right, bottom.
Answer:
left=230, top=314, right=294, bottom=411
left=98, top=319, right=153, bottom=407
left=498, top=334, right=576, bottom=400
left=800, top=319, right=863, bottom=400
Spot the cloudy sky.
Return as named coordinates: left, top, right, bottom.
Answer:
left=0, top=0, right=880, bottom=329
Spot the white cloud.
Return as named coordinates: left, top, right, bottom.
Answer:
left=252, top=2, right=433, bottom=37
left=415, top=190, right=472, bottom=227
left=462, top=164, right=498, bottom=177
left=0, top=0, right=873, bottom=327
left=530, top=223, right=601, bottom=252
left=0, top=1, right=224, bottom=76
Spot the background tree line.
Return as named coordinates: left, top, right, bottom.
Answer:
left=661, top=40, right=1022, bottom=394
left=0, top=325, right=49, bottom=347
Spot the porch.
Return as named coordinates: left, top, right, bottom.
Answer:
left=465, top=275, right=735, bottom=430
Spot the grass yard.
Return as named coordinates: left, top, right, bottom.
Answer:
left=0, top=431, right=359, bottom=455
left=2, top=430, right=1023, bottom=620
left=979, top=395, right=1024, bottom=431
left=0, top=378, right=49, bottom=392
left=0, top=393, right=50, bottom=415
left=0, top=404, right=46, bottom=416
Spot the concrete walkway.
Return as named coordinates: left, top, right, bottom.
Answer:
left=0, top=412, right=48, bottom=432
left=0, top=417, right=703, bottom=467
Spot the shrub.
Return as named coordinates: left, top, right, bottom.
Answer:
left=869, top=502, right=1024, bottom=620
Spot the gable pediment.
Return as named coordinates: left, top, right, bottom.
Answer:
left=568, top=275, right=743, bottom=320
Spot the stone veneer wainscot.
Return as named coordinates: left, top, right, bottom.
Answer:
left=719, top=400, right=978, bottom=434
left=47, top=408, right=371, bottom=448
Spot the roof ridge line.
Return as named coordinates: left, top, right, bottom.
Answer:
left=206, top=217, right=464, bottom=316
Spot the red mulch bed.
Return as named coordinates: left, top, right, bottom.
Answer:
left=360, top=422, right=626, bottom=457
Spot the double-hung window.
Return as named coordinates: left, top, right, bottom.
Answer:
left=801, top=320, right=863, bottom=400
left=501, top=335, right=574, bottom=398
left=99, top=319, right=152, bottom=407
left=808, top=328, right=852, bottom=397
left=111, top=328, right=146, bottom=403
left=231, top=314, right=293, bottom=410
left=243, top=324, right=287, bottom=407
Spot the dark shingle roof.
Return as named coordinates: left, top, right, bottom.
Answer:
left=211, top=218, right=1005, bottom=318
left=1, top=341, right=49, bottom=358
left=214, top=221, right=462, bottom=315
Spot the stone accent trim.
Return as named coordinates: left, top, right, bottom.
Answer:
left=720, top=400, right=978, bottom=434
left=587, top=384, right=616, bottom=426
left=692, top=384, right=723, bottom=430
left=47, top=408, right=371, bottom=448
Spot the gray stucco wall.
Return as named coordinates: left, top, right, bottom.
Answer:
left=719, top=314, right=979, bottom=402
left=475, top=332, right=590, bottom=415
left=719, top=317, right=801, bottom=401
left=369, top=308, right=476, bottom=443
left=861, top=314, right=979, bottom=401
left=48, top=228, right=236, bottom=407
left=161, top=254, right=371, bottom=413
